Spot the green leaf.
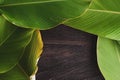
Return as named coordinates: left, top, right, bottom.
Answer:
left=20, top=30, right=43, bottom=76
left=0, top=16, right=16, bottom=45
left=0, top=65, right=29, bottom=80
left=64, top=0, right=120, bottom=40
left=0, top=16, right=34, bottom=73
left=0, top=16, right=43, bottom=79
left=97, top=37, right=120, bottom=80
left=0, top=0, right=90, bottom=29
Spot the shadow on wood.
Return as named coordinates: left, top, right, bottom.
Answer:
left=36, top=25, right=104, bottom=80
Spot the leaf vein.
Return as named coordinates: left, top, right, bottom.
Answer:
left=88, top=9, right=120, bottom=15
left=0, top=0, right=65, bottom=7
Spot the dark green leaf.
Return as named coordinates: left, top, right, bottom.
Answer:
left=0, top=16, right=16, bottom=46
left=0, top=0, right=90, bottom=29
left=0, top=16, right=34, bottom=73
left=0, top=65, right=29, bottom=80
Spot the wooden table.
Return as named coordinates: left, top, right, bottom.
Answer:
left=36, top=25, right=104, bottom=80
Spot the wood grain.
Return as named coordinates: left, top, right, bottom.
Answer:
left=36, top=25, right=104, bottom=80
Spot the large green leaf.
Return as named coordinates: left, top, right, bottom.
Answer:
left=0, top=16, right=43, bottom=79
left=0, top=16, right=34, bottom=73
left=20, top=30, right=43, bottom=76
left=97, top=37, right=120, bottom=80
left=64, top=0, right=120, bottom=40
left=0, top=0, right=90, bottom=29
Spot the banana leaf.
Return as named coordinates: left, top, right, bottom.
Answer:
left=0, top=16, right=43, bottom=80
left=97, top=37, right=120, bottom=80
left=0, top=16, right=16, bottom=46
left=0, top=65, right=29, bottom=80
left=0, top=16, right=34, bottom=73
left=1, top=0, right=120, bottom=80
left=20, top=30, right=43, bottom=76
left=64, top=0, right=120, bottom=40
left=0, top=0, right=90, bottom=29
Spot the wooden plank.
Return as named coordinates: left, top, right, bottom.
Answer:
left=37, top=25, right=104, bottom=80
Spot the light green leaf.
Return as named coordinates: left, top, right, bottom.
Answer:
left=0, top=16, right=34, bottom=73
left=20, top=30, right=43, bottom=76
left=97, top=37, right=120, bottom=80
left=0, top=0, right=90, bottom=29
left=64, top=0, right=120, bottom=40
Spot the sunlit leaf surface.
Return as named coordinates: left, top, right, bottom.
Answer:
left=64, top=0, right=120, bottom=40
left=97, top=37, right=120, bottom=80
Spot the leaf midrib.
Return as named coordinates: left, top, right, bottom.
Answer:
left=0, top=0, right=65, bottom=7
left=63, top=8, right=120, bottom=25
left=88, top=9, right=120, bottom=15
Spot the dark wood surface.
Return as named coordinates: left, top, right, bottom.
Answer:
left=36, top=25, right=105, bottom=80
